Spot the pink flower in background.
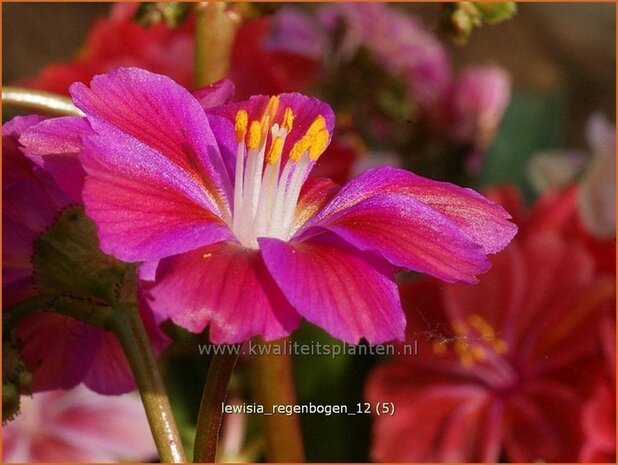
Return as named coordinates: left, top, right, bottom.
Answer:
left=527, top=113, right=616, bottom=239
left=228, top=15, right=320, bottom=99
left=3, top=115, right=169, bottom=395
left=264, top=6, right=326, bottom=60
left=448, top=66, right=512, bottom=165
left=318, top=3, right=452, bottom=108
left=2, top=386, right=156, bottom=462
left=366, top=229, right=614, bottom=462
left=24, top=67, right=516, bottom=344
left=577, top=113, right=616, bottom=238
left=266, top=3, right=511, bottom=159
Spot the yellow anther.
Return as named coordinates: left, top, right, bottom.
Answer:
left=468, top=314, right=496, bottom=339
left=235, top=110, right=248, bottom=143
left=470, top=346, right=488, bottom=362
left=282, top=107, right=294, bottom=132
left=247, top=120, right=262, bottom=150
left=459, top=352, right=475, bottom=367
left=492, top=338, right=508, bottom=354
left=288, top=115, right=330, bottom=162
left=308, top=128, right=329, bottom=160
left=454, top=341, right=474, bottom=367
left=202, top=253, right=212, bottom=259
left=289, top=135, right=311, bottom=162
left=451, top=320, right=468, bottom=336
left=432, top=340, right=447, bottom=355
left=265, top=96, right=280, bottom=122
left=266, top=137, right=284, bottom=165
left=259, top=96, right=280, bottom=132
left=256, top=97, right=280, bottom=148
left=307, top=115, right=326, bottom=136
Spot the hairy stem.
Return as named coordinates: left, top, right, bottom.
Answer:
left=193, top=2, right=241, bottom=88
left=193, top=348, right=241, bottom=462
left=112, top=304, right=187, bottom=463
left=2, top=86, right=83, bottom=116
left=251, top=337, right=305, bottom=462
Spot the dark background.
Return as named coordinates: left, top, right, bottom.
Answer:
left=3, top=2, right=616, bottom=148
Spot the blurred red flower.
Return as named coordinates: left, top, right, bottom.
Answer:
left=580, top=311, right=616, bottom=462
left=21, top=4, right=318, bottom=99
left=367, top=231, right=614, bottom=461
left=21, top=4, right=194, bottom=93
left=366, top=186, right=615, bottom=461
left=487, top=184, right=616, bottom=276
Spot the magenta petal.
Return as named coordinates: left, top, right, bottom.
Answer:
left=3, top=115, right=47, bottom=189
left=259, top=235, right=405, bottom=344
left=193, top=78, right=235, bottom=109
left=83, top=332, right=135, bottom=395
left=206, top=114, right=239, bottom=184
left=70, top=67, right=233, bottom=214
left=304, top=166, right=517, bottom=255
left=80, top=133, right=234, bottom=262
left=308, top=193, right=490, bottom=283
left=83, top=296, right=169, bottom=395
left=20, top=116, right=91, bottom=203
left=293, top=176, right=340, bottom=232
left=16, top=312, right=98, bottom=392
left=3, top=116, right=73, bottom=304
left=150, top=242, right=300, bottom=343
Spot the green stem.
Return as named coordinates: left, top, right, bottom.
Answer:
left=193, top=2, right=240, bottom=88
left=251, top=337, right=305, bottom=462
left=111, top=304, right=187, bottom=463
left=2, top=86, right=83, bottom=116
left=193, top=347, right=241, bottom=462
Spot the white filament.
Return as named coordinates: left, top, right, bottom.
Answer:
left=231, top=125, right=312, bottom=248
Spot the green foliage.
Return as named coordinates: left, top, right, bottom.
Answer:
left=33, top=206, right=132, bottom=305
left=478, top=91, right=566, bottom=202
left=441, top=2, right=517, bottom=45
left=473, top=2, right=517, bottom=25
left=134, top=2, right=191, bottom=28
left=2, top=342, right=32, bottom=424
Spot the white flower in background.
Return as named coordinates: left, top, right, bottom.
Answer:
left=527, top=113, right=615, bottom=238
left=3, top=386, right=156, bottom=463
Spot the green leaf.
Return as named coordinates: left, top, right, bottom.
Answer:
left=33, top=206, right=132, bottom=304
left=473, top=2, right=517, bottom=24
left=134, top=2, right=191, bottom=28
left=2, top=340, right=32, bottom=423
left=477, top=91, right=566, bottom=202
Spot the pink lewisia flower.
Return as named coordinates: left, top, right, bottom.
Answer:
left=3, top=115, right=169, bottom=395
left=266, top=4, right=510, bottom=161
left=25, top=67, right=516, bottom=345
left=366, top=230, right=614, bottom=462
left=2, top=386, right=156, bottom=462
left=318, top=3, right=451, bottom=107
left=449, top=66, right=511, bottom=150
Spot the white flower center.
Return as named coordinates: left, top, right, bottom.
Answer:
left=230, top=97, right=329, bottom=249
